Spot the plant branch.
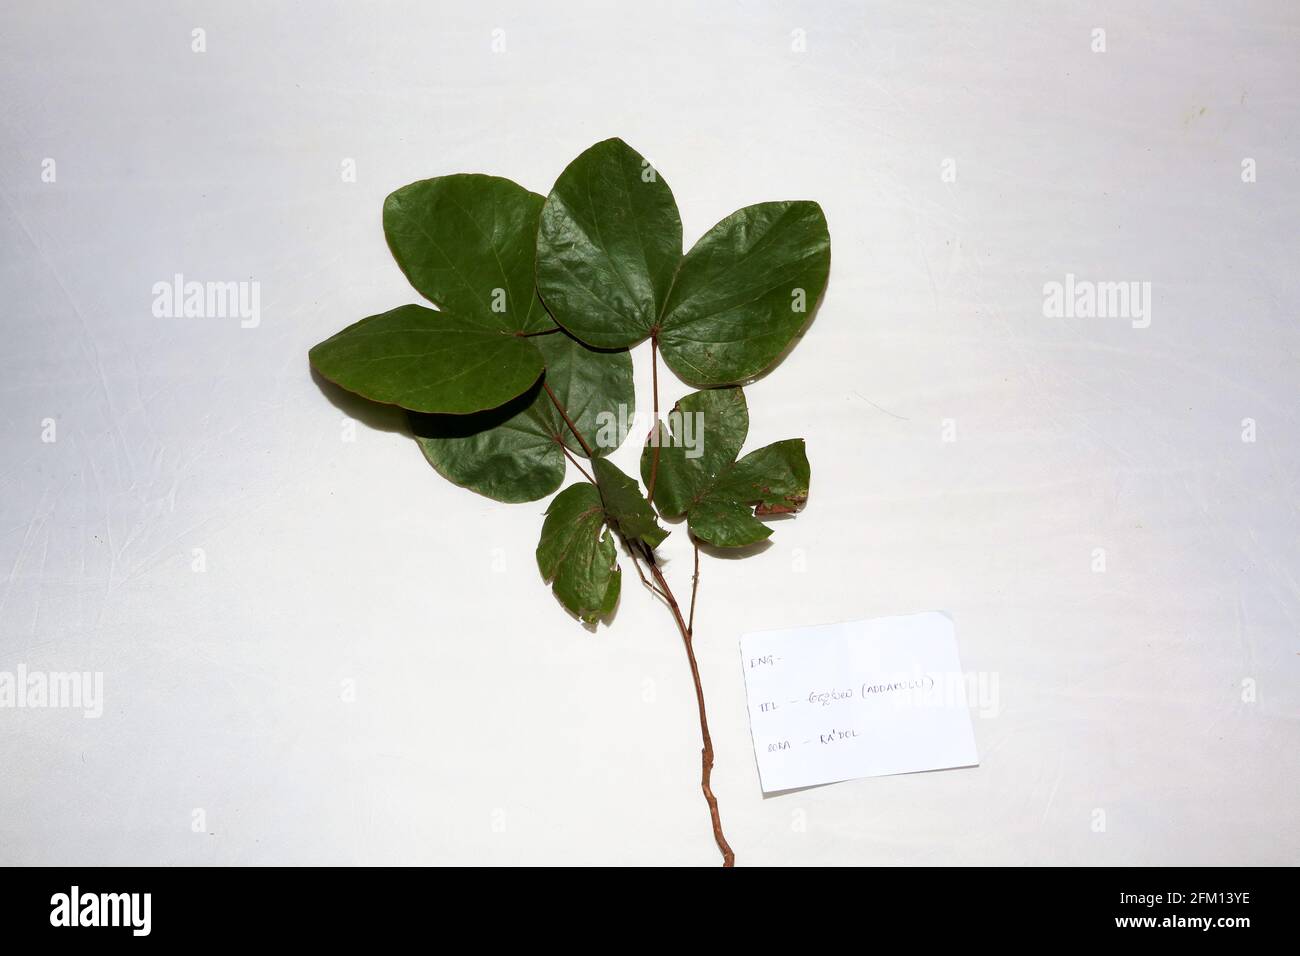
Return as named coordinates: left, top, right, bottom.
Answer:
left=542, top=375, right=735, bottom=867
left=641, top=543, right=734, bottom=867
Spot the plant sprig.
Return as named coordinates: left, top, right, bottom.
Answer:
left=308, top=138, right=830, bottom=866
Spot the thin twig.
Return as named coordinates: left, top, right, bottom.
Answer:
left=628, top=543, right=669, bottom=600
left=688, top=542, right=700, bottom=636
left=543, top=381, right=596, bottom=458
left=558, top=442, right=596, bottom=486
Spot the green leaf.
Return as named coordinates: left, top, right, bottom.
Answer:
left=385, top=174, right=553, bottom=333
left=412, top=332, right=634, bottom=503
left=311, top=175, right=558, bottom=415
left=309, top=304, right=544, bottom=414
left=592, top=458, right=668, bottom=549
left=658, top=201, right=830, bottom=386
left=536, top=139, right=682, bottom=349
left=537, top=139, right=830, bottom=384
left=642, top=387, right=747, bottom=518
left=411, top=384, right=562, bottom=504
left=534, top=331, right=634, bottom=460
left=640, top=387, right=810, bottom=547
left=536, top=483, right=621, bottom=624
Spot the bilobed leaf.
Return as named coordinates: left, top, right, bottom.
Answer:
left=592, top=458, right=668, bottom=549
left=537, top=139, right=830, bottom=385
left=309, top=304, right=544, bottom=415
left=536, top=483, right=621, bottom=624
left=642, top=387, right=747, bottom=518
left=640, top=387, right=810, bottom=547
left=536, top=139, right=682, bottom=349
left=412, top=332, right=634, bottom=503
left=311, top=174, right=557, bottom=415
left=385, top=174, right=553, bottom=333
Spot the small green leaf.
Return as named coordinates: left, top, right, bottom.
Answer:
left=642, top=387, right=747, bottom=518
left=385, top=174, right=553, bottom=333
left=309, top=304, right=544, bottom=414
left=412, top=332, right=634, bottom=503
left=537, top=139, right=682, bottom=349
left=537, top=140, right=830, bottom=384
left=536, top=483, right=621, bottom=624
left=640, top=387, right=810, bottom=547
left=592, top=458, right=668, bottom=549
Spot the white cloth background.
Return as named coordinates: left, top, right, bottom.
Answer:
left=1, top=1, right=1296, bottom=866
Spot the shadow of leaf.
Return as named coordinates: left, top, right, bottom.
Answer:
left=407, top=379, right=543, bottom=441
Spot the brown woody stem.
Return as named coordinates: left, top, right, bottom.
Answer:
left=642, top=543, right=734, bottom=867
left=544, top=374, right=736, bottom=867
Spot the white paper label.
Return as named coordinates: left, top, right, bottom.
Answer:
left=739, top=611, right=980, bottom=793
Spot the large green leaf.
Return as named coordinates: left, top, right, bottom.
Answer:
left=537, top=139, right=830, bottom=384
left=592, top=458, right=667, bottom=549
left=658, top=201, right=830, bottom=386
left=640, top=387, right=810, bottom=547
left=385, top=174, right=553, bottom=333
left=536, top=483, right=621, bottom=624
left=536, top=139, right=682, bottom=349
left=412, top=332, right=634, bottom=503
left=309, top=304, right=544, bottom=415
